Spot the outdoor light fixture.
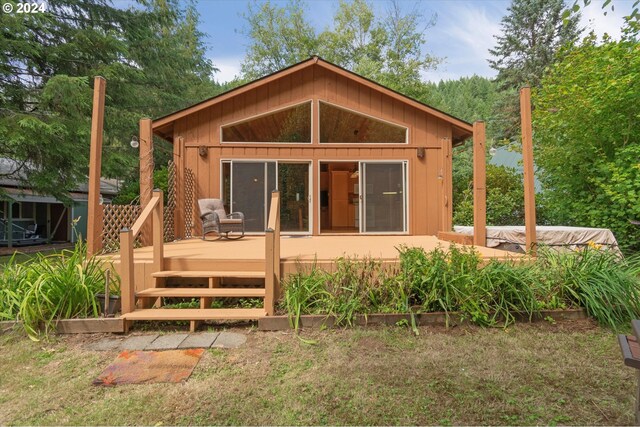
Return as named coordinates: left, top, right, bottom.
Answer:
left=129, top=135, right=180, bottom=158
left=416, top=147, right=425, bottom=159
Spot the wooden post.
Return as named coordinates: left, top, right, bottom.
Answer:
left=473, top=121, right=487, bottom=247
left=152, top=189, right=164, bottom=273
left=520, top=87, right=537, bottom=255
left=264, top=229, right=275, bottom=316
left=139, top=118, right=154, bottom=245
left=87, top=76, right=106, bottom=256
left=444, top=138, right=453, bottom=231
left=120, top=228, right=135, bottom=314
left=175, top=137, right=185, bottom=239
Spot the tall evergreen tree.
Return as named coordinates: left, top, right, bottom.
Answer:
left=0, top=0, right=218, bottom=200
left=488, top=0, right=582, bottom=141
left=489, top=0, right=581, bottom=89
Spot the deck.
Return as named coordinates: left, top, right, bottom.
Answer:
left=102, top=212, right=523, bottom=327
left=104, top=235, right=522, bottom=287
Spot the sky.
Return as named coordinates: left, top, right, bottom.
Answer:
left=167, top=0, right=634, bottom=83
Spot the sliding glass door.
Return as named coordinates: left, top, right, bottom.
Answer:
left=224, top=161, right=311, bottom=233
left=361, top=162, right=407, bottom=233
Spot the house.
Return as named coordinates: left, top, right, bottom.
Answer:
left=152, top=56, right=473, bottom=237
left=98, top=57, right=499, bottom=329
left=0, top=158, right=119, bottom=247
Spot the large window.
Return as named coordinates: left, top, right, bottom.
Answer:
left=319, top=101, right=407, bottom=144
left=221, top=101, right=312, bottom=143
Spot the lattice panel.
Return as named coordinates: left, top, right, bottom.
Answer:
left=164, top=160, right=177, bottom=242
left=184, top=167, right=196, bottom=239
left=102, top=204, right=141, bottom=253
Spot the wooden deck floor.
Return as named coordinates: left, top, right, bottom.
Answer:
left=123, top=235, right=521, bottom=263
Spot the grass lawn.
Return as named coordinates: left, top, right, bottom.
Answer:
left=0, top=248, right=68, bottom=266
left=0, top=320, right=634, bottom=425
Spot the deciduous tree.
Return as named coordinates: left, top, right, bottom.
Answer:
left=533, top=32, right=640, bottom=249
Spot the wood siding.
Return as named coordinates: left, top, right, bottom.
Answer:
left=167, top=64, right=457, bottom=236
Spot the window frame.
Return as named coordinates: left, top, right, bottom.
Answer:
left=318, top=100, right=409, bottom=145
left=220, top=100, right=313, bottom=144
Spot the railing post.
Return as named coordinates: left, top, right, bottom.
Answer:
left=152, top=189, right=164, bottom=273
left=273, top=191, right=280, bottom=300
left=120, top=228, right=135, bottom=314
left=265, top=190, right=280, bottom=316
left=265, top=228, right=275, bottom=316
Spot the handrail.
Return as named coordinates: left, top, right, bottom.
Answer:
left=130, top=196, right=160, bottom=238
left=264, top=191, right=280, bottom=316
left=120, top=189, right=164, bottom=315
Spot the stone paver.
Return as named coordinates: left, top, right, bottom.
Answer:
left=211, top=332, right=246, bottom=349
left=145, top=333, right=189, bottom=350
left=120, top=334, right=159, bottom=351
left=87, top=331, right=248, bottom=351
left=87, top=338, right=123, bottom=351
left=178, top=332, right=219, bottom=349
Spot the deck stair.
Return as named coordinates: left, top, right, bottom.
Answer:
left=117, top=190, right=281, bottom=332
left=122, top=269, right=268, bottom=331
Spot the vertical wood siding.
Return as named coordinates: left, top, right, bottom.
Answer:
left=171, top=64, right=462, bottom=237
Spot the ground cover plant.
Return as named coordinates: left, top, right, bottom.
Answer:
left=0, top=242, right=115, bottom=340
left=0, top=322, right=634, bottom=425
left=281, top=245, right=640, bottom=329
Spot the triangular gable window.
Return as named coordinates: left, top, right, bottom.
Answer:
left=320, top=101, right=407, bottom=144
left=221, top=101, right=311, bottom=143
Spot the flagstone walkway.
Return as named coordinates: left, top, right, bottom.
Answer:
left=86, top=331, right=246, bottom=351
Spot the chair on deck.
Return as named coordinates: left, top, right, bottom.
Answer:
left=198, top=199, right=245, bottom=240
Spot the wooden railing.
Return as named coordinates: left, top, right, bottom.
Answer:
left=120, top=189, right=164, bottom=314
left=264, top=190, right=280, bottom=316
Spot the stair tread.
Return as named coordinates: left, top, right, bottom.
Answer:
left=137, top=288, right=266, bottom=298
left=122, top=308, right=266, bottom=321
left=153, top=270, right=265, bottom=278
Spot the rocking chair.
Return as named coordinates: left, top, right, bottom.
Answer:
left=198, top=199, right=245, bottom=240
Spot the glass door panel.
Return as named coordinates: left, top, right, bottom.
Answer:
left=231, top=162, right=276, bottom=232
left=228, top=161, right=307, bottom=233
left=278, top=163, right=310, bottom=232
left=361, top=162, right=406, bottom=232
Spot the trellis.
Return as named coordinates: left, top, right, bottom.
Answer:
left=100, top=162, right=196, bottom=252
left=164, top=160, right=177, bottom=242
left=184, top=167, right=196, bottom=239
left=101, top=204, right=141, bottom=253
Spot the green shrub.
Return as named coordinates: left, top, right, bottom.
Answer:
left=281, top=244, right=640, bottom=329
left=0, top=241, right=116, bottom=340
left=536, top=247, right=640, bottom=328
left=0, top=254, right=30, bottom=321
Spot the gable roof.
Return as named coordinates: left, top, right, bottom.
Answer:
left=153, top=56, right=474, bottom=143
